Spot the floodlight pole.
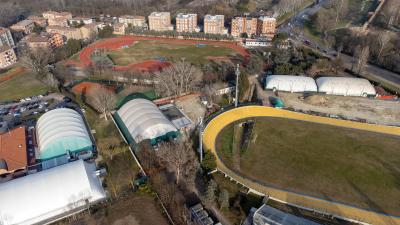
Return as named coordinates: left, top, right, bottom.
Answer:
left=235, top=64, right=240, bottom=108
left=198, top=117, right=203, bottom=162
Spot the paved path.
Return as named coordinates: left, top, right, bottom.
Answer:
left=203, top=106, right=400, bottom=225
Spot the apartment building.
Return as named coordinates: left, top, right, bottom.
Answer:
left=118, top=15, right=147, bottom=28
left=25, top=33, right=64, bottom=50
left=0, top=46, right=17, bottom=69
left=203, top=15, right=227, bottom=35
left=80, top=24, right=98, bottom=40
left=231, top=17, right=258, bottom=38
left=43, top=11, right=72, bottom=27
left=0, top=27, right=15, bottom=48
left=46, top=25, right=83, bottom=40
left=10, top=19, right=35, bottom=35
left=27, top=16, right=48, bottom=27
left=148, top=12, right=173, bottom=31
left=176, top=13, right=199, bottom=33
left=257, top=16, right=276, bottom=39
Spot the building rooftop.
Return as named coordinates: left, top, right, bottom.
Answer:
left=120, top=15, right=145, bottom=20
left=0, top=27, right=10, bottom=34
left=11, top=19, right=34, bottom=28
left=176, top=13, right=197, bottom=19
left=204, top=15, right=224, bottom=20
left=0, top=126, right=28, bottom=173
left=149, top=12, right=170, bottom=17
left=0, top=45, right=12, bottom=53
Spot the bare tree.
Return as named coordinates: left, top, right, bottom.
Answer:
left=87, top=86, right=117, bottom=120
left=377, top=31, right=391, bottom=59
left=353, top=45, right=370, bottom=75
left=20, top=47, right=54, bottom=79
left=156, top=141, right=198, bottom=186
left=154, top=59, right=203, bottom=97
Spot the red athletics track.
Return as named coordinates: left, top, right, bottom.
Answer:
left=79, top=36, right=249, bottom=72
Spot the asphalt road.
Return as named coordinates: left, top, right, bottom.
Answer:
left=278, top=0, right=400, bottom=92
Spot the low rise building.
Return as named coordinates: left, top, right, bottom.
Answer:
left=10, top=19, right=35, bottom=35
left=0, top=46, right=17, bottom=69
left=244, top=38, right=271, bottom=47
left=113, top=23, right=126, bottom=35
left=27, top=15, right=48, bottom=27
left=69, top=16, right=94, bottom=26
left=231, top=17, right=258, bottom=38
left=0, top=126, right=28, bottom=176
left=203, top=15, right=227, bottom=35
left=80, top=23, right=98, bottom=40
left=43, top=11, right=72, bottom=27
left=257, top=16, right=276, bottom=40
left=148, top=12, right=173, bottom=31
left=0, top=27, right=15, bottom=47
left=118, top=15, right=147, bottom=28
left=176, top=13, right=199, bottom=33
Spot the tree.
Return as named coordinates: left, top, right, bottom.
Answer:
left=246, top=55, right=264, bottom=75
left=201, top=150, right=217, bottom=173
left=238, top=69, right=249, bottom=100
left=87, top=86, right=117, bottom=120
left=203, top=179, right=217, bottom=206
left=218, top=189, right=229, bottom=209
left=98, top=25, right=114, bottom=38
left=20, top=47, right=54, bottom=79
left=154, top=59, right=203, bottom=97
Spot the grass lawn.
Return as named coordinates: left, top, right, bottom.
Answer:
left=0, top=70, right=48, bottom=102
left=217, top=117, right=400, bottom=216
left=107, top=40, right=237, bottom=66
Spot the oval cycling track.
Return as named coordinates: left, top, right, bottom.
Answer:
left=202, top=106, right=400, bottom=225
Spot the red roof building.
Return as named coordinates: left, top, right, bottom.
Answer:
left=0, top=126, right=28, bottom=175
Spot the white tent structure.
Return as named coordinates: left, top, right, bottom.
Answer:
left=265, top=75, right=317, bottom=93
left=116, top=98, right=178, bottom=144
left=36, top=108, right=93, bottom=162
left=0, top=160, right=106, bottom=225
left=316, top=77, right=376, bottom=97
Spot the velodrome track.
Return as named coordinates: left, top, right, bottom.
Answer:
left=202, top=106, right=400, bottom=225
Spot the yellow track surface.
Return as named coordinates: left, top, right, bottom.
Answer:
left=203, top=106, right=400, bottom=225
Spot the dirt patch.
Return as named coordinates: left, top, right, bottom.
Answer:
left=114, top=60, right=171, bottom=73
left=279, top=92, right=400, bottom=126
left=174, top=94, right=206, bottom=123
left=0, top=67, right=25, bottom=83
left=72, top=82, right=114, bottom=95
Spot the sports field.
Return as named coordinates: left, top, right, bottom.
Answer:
left=108, top=40, right=237, bottom=66
left=0, top=69, right=48, bottom=101
left=217, top=117, right=400, bottom=216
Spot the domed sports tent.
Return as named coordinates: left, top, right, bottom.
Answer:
left=316, top=77, right=376, bottom=97
left=265, top=75, right=317, bottom=93
left=0, top=160, right=106, bottom=225
left=36, top=108, right=94, bottom=169
left=114, top=98, right=178, bottom=146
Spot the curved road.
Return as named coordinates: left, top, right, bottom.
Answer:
left=203, top=106, right=400, bottom=225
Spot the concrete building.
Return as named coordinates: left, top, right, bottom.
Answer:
left=118, top=15, right=147, bottom=28
left=257, top=16, right=276, bottom=39
left=0, top=126, right=28, bottom=176
left=231, top=17, right=258, bottom=38
left=203, top=15, right=227, bottom=35
left=148, top=12, right=173, bottom=31
left=0, top=27, right=15, bottom=47
left=0, top=46, right=17, bottom=69
left=80, top=23, right=98, bottom=40
left=114, top=98, right=179, bottom=145
left=265, top=75, right=318, bottom=93
left=10, top=19, right=35, bottom=35
left=0, top=160, right=106, bottom=225
left=176, top=13, right=199, bottom=33
left=36, top=108, right=94, bottom=169
left=27, top=16, right=48, bottom=27
left=244, top=39, right=271, bottom=47
left=316, top=77, right=376, bottom=97
left=113, top=23, right=126, bottom=35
